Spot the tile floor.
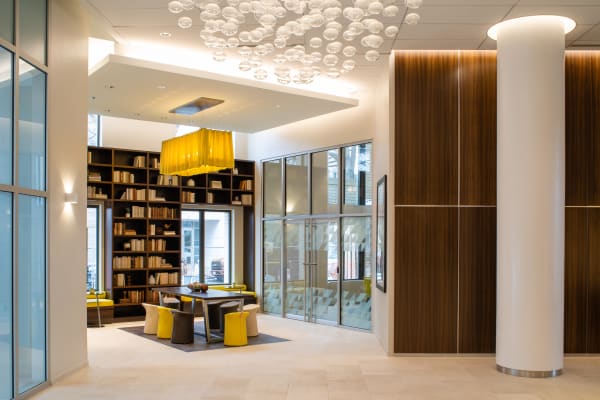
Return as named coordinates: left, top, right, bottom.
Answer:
left=33, top=315, right=600, bottom=400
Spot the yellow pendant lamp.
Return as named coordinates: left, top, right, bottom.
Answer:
left=160, top=128, right=234, bottom=176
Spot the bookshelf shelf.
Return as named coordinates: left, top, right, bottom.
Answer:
left=88, top=146, right=255, bottom=319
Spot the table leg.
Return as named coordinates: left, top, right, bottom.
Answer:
left=202, top=300, right=211, bottom=343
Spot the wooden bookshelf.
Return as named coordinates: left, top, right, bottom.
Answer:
left=87, top=146, right=255, bottom=318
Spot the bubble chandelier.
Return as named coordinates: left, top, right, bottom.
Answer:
left=167, top=0, right=423, bottom=84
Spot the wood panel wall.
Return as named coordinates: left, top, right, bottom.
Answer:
left=393, top=51, right=496, bottom=353
left=393, top=51, right=600, bottom=354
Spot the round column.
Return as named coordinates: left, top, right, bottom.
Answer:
left=489, top=16, right=575, bottom=378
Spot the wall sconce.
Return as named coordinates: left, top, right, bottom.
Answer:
left=65, top=192, right=78, bottom=204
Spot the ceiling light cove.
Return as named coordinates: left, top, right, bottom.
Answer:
left=169, top=96, right=225, bottom=115
left=165, top=0, right=423, bottom=85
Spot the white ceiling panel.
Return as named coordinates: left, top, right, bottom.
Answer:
left=577, top=24, right=600, bottom=41
left=88, top=0, right=165, bottom=9
left=417, top=5, right=511, bottom=24
left=397, top=23, right=490, bottom=40
left=478, top=37, right=498, bottom=50
left=518, top=0, right=600, bottom=5
left=424, top=0, right=517, bottom=5
left=89, top=55, right=357, bottom=133
left=505, top=6, right=600, bottom=26
left=392, top=38, right=484, bottom=50
left=94, top=8, right=189, bottom=27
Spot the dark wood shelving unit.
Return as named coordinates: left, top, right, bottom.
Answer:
left=87, top=146, right=256, bottom=318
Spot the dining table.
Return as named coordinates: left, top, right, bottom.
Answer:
left=152, top=286, right=246, bottom=343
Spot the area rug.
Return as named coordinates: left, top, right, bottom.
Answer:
left=119, top=322, right=289, bottom=352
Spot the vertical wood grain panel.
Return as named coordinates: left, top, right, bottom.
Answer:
left=587, top=209, right=600, bottom=352
left=394, top=207, right=458, bottom=353
left=589, top=54, right=600, bottom=206
left=395, top=52, right=458, bottom=205
left=458, top=207, right=496, bottom=353
left=459, top=51, right=497, bottom=206
left=565, top=53, right=591, bottom=206
left=564, top=207, right=588, bottom=353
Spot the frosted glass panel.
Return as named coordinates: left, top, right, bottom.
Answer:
left=18, top=60, right=46, bottom=191
left=285, top=155, right=308, bottom=215
left=263, top=160, right=282, bottom=217
left=263, top=220, right=282, bottom=315
left=343, top=143, right=372, bottom=213
left=19, top=0, right=46, bottom=64
left=18, top=195, right=46, bottom=394
left=0, top=0, right=13, bottom=44
left=0, top=47, right=12, bottom=185
left=311, top=150, right=339, bottom=215
left=0, top=192, right=12, bottom=399
left=341, top=216, right=371, bottom=330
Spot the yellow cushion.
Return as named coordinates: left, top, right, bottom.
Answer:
left=156, top=306, right=174, bottom=339
left=211, top=284, right=247, bottom=291
left=86, top=298, right=114, bottom=308
left=86, top=291, right=107, bottom=299
left=180, top=296, right=192, bottom=303
left=224, top=311, right=249, bottom=347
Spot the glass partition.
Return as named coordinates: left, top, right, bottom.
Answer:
left=18, top=194, right=46, bottom=393
left=263, top=159, right=282, bottom=218
left=311, top=149, right=339, bottom=215
left=19, top=0, right=47, bottom=64
left=0, top=192, right=12, bottom=399
left=285, top=155, right=308, bottom=215
left=18, top=60, right=46, bottom=191
left=263, top=220, right=282, bottom=314
left=0, top=0, right=14, bottom=44
left=0, top=47, right=12, bottom=185
left=343, top=143, right=372, bottom=213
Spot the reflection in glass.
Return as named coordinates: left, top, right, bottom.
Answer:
left=0, top=0, right=14, bottom=43
left=343, top=143, right=372, bottom=213
left=19, top=0, right=47, bottom=64
left=18, top=60, right=46, bottom=191
left=308, top=219, right=338, bottom=324
left=0, top=192, right=12, bottom=399
left=88, top=114, right=100, bottom=146
left=181, top=210, right=201, bottom=286
left=311, top=150, right=339, bottom=215
left=285, top=155, right=308, bottom=215
left=0, top=47, right=13, bottom=185
left=263, top=220, right=282, bottom=314
left=263, top=160, right=282, bottom=217
left=341, top=216, right=371, bottom=330
left=284, top=220, right=306, bottom=318
left=18, top=194, right=46, bottom=393
left=203, top=211, right=231, bottom=285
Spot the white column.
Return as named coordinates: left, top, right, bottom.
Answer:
left=490, top=16, right=574, bottom=377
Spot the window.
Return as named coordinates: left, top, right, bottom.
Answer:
left=87, top=206, right=101, bottom=291
left=181, top=210, right=232, bottom=285
left=343, top=143, right=372, bottom=213
left=0, top=47, right=12, bottom=185
left=0, top=191, right=12, bottom=399
left=87, top=114, right=100, bottom=146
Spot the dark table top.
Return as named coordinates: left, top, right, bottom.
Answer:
left=151, top=286, right=247, bottom=301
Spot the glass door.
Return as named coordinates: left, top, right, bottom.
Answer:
left=284, top=218, right=339, bottom=324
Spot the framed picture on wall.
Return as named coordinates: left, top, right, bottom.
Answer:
left=376, top=175, right=387, bottom=293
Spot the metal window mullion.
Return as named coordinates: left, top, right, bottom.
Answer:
left=199, top=210, right=205, bottom=283
left=12, top=0, right=20, bottom=391
left=227, top=210, right=232, bottom=285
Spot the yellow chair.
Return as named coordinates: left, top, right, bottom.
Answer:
left=156, top=306, right=174, bottom=339
left=224, top=311, right=249, bottom=347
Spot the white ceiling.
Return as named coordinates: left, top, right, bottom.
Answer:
left=84, top=0, right=600, bottom=132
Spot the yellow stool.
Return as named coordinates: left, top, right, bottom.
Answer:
left=156, top=306, right=174, bottom=339
left=224, top=311, right=249, bottom=347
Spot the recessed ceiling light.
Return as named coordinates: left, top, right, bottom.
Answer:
left=159, top=32, right=171, bottom=38
left=157, top=85, right=167, bottom=89
left=169, top=97, right=224, bottom=115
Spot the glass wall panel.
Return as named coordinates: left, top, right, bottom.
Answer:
left=0, top=0, right=14, bottom=44
left=263, top=220, right=282, bottom=315
left=285, top=155, right=308, bottom=215
left=0, top=192, right=12, bottom=400
left=341, top=216, right=371, bottom=330
left=181, top=210, right=201, bottom=286
left=203, top=211, right=231, bottom=285
left=263, top=160, right=282, bottom=217
left=18, top=60, right=46, bottom=191
left=311, top=150, right=339, bottom=215
left=284, top=220, right=306, bottom=318
left=0, top=47, right=12, bottom=185
left=343, top=143, right=372, bottom=213
left=308, top=219, right=338, bottom=324
left=18, top=194, right=46, bottom=393
left=87, top=114, right=100, bottom=146
left=19, top=0, right=47, bottom=64
left=86, top=207, right=100, bottom=291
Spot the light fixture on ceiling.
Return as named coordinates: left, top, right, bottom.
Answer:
left=160, top=128, right=234, bottom=176
left=166, top=0, right=423, bottom=85
left=169, top=96, right=225, bottom=115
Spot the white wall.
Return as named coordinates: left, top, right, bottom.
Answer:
left=371, top=56, right=394, bottom=354
left=101, top=116, right=177, bottom=152
left=47, top=0, right=89, bottom=382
